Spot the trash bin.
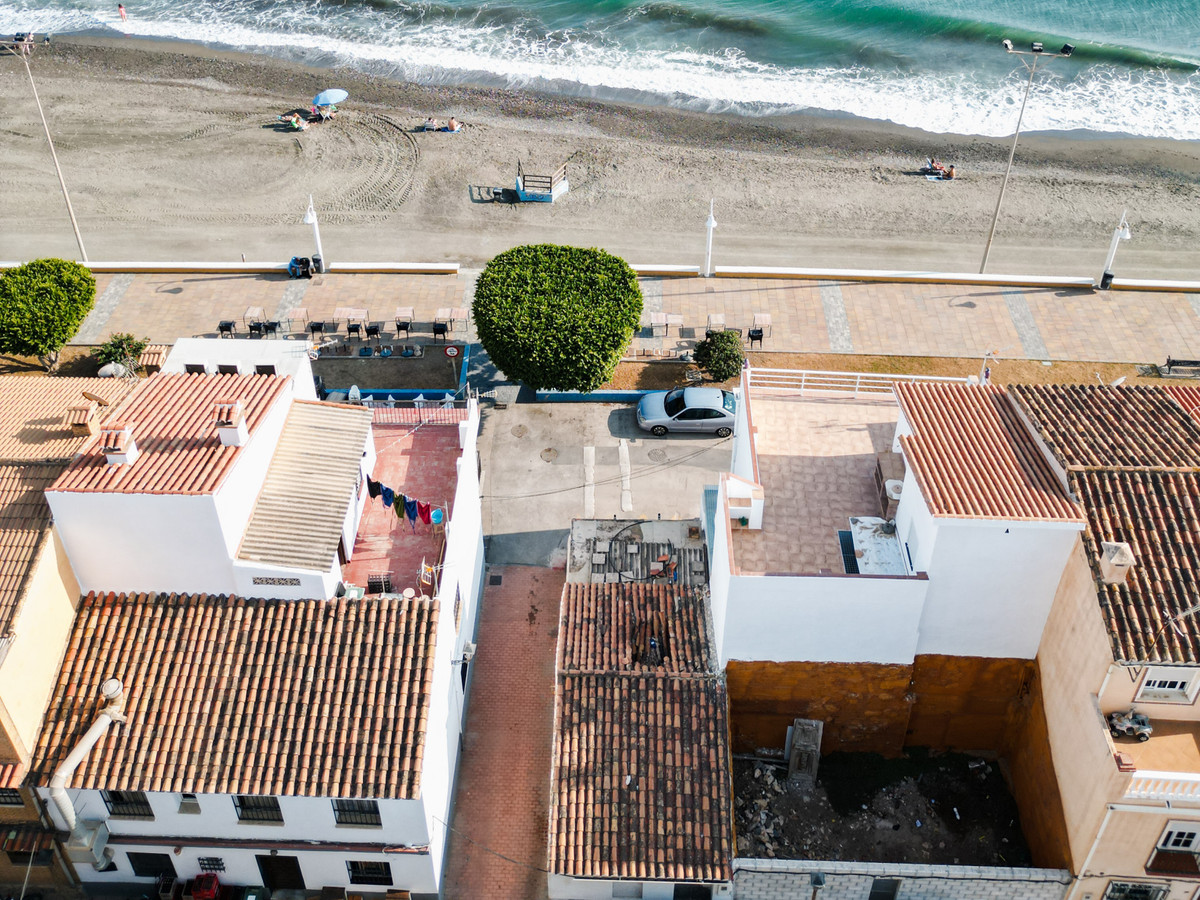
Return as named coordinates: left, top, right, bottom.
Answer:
left=311, top=254, right=323, bottom=274
left=1099, top=270, right=1115, bottom=290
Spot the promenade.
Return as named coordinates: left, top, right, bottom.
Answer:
left=74, top=270, right=1200, bottom=364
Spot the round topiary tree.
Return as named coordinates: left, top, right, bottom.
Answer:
left=694, top=329, right=744, bottom=382
left=473, top=244, right=643, bottom=393
left=0, top=258, right=96, bottom=371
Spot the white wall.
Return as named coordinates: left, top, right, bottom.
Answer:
left=417, top=400, right=486, bottom=890
left=230, top=557, right=338, bottom=601
left=548, top=874, right=732, bottom=900
left=915, top=518, right=1082, bottom=659
left=730, top=380, right=756, bottom=485
left=721, top=570, right=928, bottom=665
left=708, top=482, right=734, bottom=669
left=163, top=339, right=317, bottom=400
left=47, top=491, right=237, bottom=597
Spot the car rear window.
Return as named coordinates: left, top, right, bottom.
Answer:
left=722, top=391, right=736, bottom=414
left=664, top=389, right=686, bottom=417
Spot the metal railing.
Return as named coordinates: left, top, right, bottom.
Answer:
left=371, top=401, right=471, bottom=424
left=747, top=367, right=969, bottom=398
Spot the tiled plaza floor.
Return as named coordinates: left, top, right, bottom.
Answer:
left=73, top=270, right=1200, bottom=364
left=442, top=565, right=563, bottom=900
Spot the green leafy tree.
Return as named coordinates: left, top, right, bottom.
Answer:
left=92, top=332, right=150, bottom=369
left=0, top=259, right=96, bottom=371
left=473, top=244, right=643, bottom=392
left=694, top=329, right=744, bottom=382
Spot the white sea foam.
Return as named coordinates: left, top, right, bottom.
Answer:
left=4, top=2, right=1199, bottom=140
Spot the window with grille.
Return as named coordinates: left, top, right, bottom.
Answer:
left=1159, top=823, right=1200, bottom=851
left=127, top=852, right=176, bottom=879
left=102, top=789, right=154, bottom=818
left=198, top=858, right=225, bottom=873
left=332, top=798, right=382, bottom=826
left=1148, top=822, right=1200, bottom=875
left=367, top=574, right=393, bottom=594
left=1105, top=883, right=1167, bottom=900
left=233, top=795, right=283, bottom=823
left=0, top=788, right=23, bottom=806
left=347, top=861, right=392, bottom=886
left=6, top=850, right=53, bottom=867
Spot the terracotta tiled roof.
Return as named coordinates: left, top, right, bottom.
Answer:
left=238, top=400, right=373, bottom=571
left=0, top=377, right=133, bottom=462
left=0, top=464, right=63, bottom=637
left=0, top=762, right=26, bottom=789
left=894, top=383, right=1081, bottom=522
left=51, top=373, right=289, bottom=495
left=0, top=825, right=57, bottom=854
left=1010, top=384, right=1200, bottom=470
left=32, top=591, right=438, bottom=798
left=549, top=583, right=734, bottom=883
left=1074, top=470, right=1200, bottom=664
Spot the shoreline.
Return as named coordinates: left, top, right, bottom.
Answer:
left=3, top=36, right=1200, bottom=277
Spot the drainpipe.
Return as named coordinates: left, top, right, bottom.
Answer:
left=1066, top=804, right=1115, bottom=900
left=49, top=678, right=125, bottom=832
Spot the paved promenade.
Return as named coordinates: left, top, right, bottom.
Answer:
left=75, top=271, right=1200, bottom=364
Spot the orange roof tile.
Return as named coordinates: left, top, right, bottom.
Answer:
left=51, top=373, right=290, bottom=495
left=0, top=377, right=134, bottom=462
left=31, top=592, right=438, bottom=798
left=1010, top=384, right=1200, bottom=470
left=895, top=383, right=1081, bottom=522
left=0, top=464, right=63, bottom=637
left=0, top=762, right=26, bottom=790
left=549, top=584, right=734, bottom=883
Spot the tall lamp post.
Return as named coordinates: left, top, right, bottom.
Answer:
left=979, top=39, right=1075, bottom=275
left=1098, top=209, right=1131, bottom=289
left=303, top=194, right=325, bottom=272
left=17, top=47, right=87, bottom=263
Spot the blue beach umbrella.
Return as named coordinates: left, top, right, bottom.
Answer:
left=313, top=88, right=348, bottom=107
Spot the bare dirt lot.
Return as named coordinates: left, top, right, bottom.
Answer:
left=734, top=751, right=1031, bottom=867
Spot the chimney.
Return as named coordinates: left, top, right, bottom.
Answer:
left=213, top=401, right=248, bottom=447
left=1100, top=541, right=1135, bottom=585
left=64, top=401, right=99, bottom=436
left=99, top=424, right=138, bottom=466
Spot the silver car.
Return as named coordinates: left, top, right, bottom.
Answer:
left=636, top=387, right=736, bottom=437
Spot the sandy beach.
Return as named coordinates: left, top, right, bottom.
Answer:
left=3, top=37, right=1200, bottom=278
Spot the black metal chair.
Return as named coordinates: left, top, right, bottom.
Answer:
left=704, top=329, right=716, bottom=341
left=263, top=321, right=281, bottom=338
left=395, top=318, right=411, bottom=338
left=218, top=320, right=236, bottom=338
left=365, top=324, right=381, bottom=341
left=347, top=322, right=362, bottom=340
left=248, top=321, right=265, bottom=337
left=309, top=321, right=325, bottom=337
left=433, top=322, right=449, bottom=342
left=748, top=327, right=764, bottom=348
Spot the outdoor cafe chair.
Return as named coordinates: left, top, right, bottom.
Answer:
left=263, top=321, right=281, bottom=338
left=347, top=322, right=362, bottom=340
left=309, top=321, right=326, bottom=337
left=432, top=322, right=449, bottom=342
left=248, top=321, right=265, bottom=338
left=748, top=327, right=764, bottom=348
left=365, top=324, right=381, bottom=341
left=218, top=321, right=236, bottom=338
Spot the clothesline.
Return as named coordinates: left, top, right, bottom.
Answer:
left=365, top=476, right=445, bottom=532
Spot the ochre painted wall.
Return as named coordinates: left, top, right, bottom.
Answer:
left=905, top=655, right=1034, bottom=752
left=725, top=660, right=913, bottom=754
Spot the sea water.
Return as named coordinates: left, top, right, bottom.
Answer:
left=2, top=0, right=1198, bottom=139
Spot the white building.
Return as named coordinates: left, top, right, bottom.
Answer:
left=161, top=338, right=318, bottom=399
left=46, top=372, right=374, bottom=601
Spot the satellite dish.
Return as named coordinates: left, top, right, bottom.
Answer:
left=1111, top=376, right=1128, bottom=387
left=82, top=391, right=111, bottom=406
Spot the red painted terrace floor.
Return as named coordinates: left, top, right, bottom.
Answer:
left=442, top=565, right=564, bottom=900
left=342, top=422, right=461, bottom=597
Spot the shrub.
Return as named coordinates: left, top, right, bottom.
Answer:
left=473, top=244, right=643, bottom=392
left=92, top=332, right=150, bottom=368
left=694, top=329, right=744, bottom=382
left=0, top=259, right=96, bottom=371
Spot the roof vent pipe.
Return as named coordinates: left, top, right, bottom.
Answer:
left=49, top=678, right=125, bottom=833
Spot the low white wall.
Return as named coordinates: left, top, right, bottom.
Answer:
left=549, top=874, right=732, bottom=900
left=708, top=482, right=734, bottom=669
left=733, top=859, right=1070, bottom=900
left=230, top=558, right=337, bottom=601
left=162, top=340, right=316, bottom=399
left=722, top=570, right=927, bottom=665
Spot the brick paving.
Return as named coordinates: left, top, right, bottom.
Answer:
left=442, top=565, right=563, bottom=900
left=72, top=270, right=1200, bottom=364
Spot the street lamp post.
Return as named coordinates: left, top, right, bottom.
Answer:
left=979, top=40, right=1075, bottom=275
left=303, top=194, right=325, bottom=272
left=17, top=48, right=87, bottom=263
left=1098, top=209, right=1131, bottom=289
left=704, top=199, right=718, bottom=277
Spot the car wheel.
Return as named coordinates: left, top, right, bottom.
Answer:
left=651, top=425, right=668, bottom=436
left=715, top=426, right=732, bottom=438
left=1137, top=731, right=1151, bottom=742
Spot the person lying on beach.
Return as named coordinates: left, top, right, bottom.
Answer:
left=444, top=116, right=462, bottom=132
left=928, top=156, right=945, bottom=172
left=278, top=112, right=308, bottom=131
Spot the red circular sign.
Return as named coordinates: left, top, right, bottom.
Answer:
left=445, top=345, right=460, bottom=358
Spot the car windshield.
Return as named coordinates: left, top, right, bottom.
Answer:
left=722, top=391, right=736, bottom=414
left=664, top=389, right=686, bottom=417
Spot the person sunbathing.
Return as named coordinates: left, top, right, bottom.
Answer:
left=278, top=112, right=308, bottom=131
left=423, top=117, right=440, bottom=131
left=943, top=165, right=956, bottom=180
left=445, top=116, right=462, bottom=132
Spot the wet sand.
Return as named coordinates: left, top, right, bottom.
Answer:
left=3, top=37, right=1199, bottom=278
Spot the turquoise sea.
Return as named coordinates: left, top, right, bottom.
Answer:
left=2, top=0, right=1198, bottom=138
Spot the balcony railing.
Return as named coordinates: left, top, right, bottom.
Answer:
left=747, top=368, right=969, bottom=398
left=1125, top=770, right=1200, bottom=803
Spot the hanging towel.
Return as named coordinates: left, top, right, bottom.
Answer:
left=404, top=497, right=419, bottom=531
left=395, top=493, right=407, bottom=520
left=417, top=501, right=432, bottom=524
left=381, top=486, right=395, bottom=508
left=367, top=478, right=382, bottom=500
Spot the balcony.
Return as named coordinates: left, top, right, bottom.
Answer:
left=1117, top=720, right=1200, bottom=804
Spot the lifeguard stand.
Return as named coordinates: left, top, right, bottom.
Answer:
left=515, top=159, right=569, bottom=202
